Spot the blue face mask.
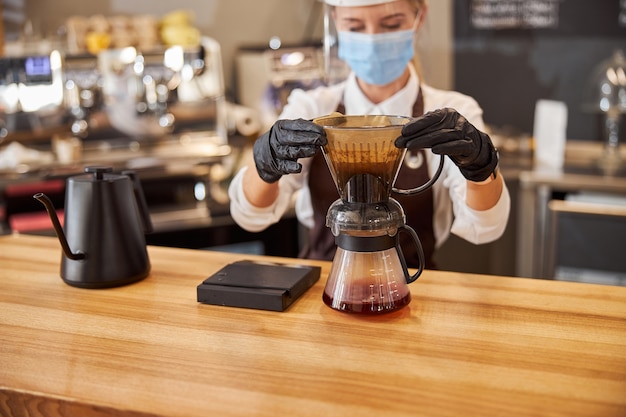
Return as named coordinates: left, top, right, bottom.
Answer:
left=338, top=29, right=415, bottom=86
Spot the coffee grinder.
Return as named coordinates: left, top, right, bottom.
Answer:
left=313, top=114, right=443, bottom=314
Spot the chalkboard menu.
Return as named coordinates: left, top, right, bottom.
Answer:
left=458, top=0, right=626, bottom=36
left=453, top=0, right=626, bottom=142
left=470, top=0, right=562, bottom=30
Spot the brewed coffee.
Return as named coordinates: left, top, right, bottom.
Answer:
left=321, top=244, right=413, bottom=314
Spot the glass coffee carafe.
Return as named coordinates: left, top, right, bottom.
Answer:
left=313, top=114, right=443, bottom=314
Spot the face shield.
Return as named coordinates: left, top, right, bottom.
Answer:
left=322, top=2, right=348, bottom=85
left=322, top=0, right=422, bottom=85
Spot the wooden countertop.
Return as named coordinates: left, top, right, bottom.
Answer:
left=1, top=234, right=625, bottom=417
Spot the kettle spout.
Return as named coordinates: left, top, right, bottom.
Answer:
left=33, top=193, right=86, bottom=261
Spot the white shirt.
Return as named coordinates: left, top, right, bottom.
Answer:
left=228, top=66, right=510, bottom=248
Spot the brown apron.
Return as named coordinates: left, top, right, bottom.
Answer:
left=301, top=89, right=437, bottom=269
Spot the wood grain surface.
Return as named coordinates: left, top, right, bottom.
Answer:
left=1, top=234, right=625, bottom=417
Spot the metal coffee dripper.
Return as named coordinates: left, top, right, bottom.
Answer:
left=313, top=114, right=443, bottom=314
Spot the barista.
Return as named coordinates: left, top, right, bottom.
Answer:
left=228, top=0, right=510, bottom=268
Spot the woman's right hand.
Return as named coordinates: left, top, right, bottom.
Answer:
left=253, top=119, right=327, bottom=183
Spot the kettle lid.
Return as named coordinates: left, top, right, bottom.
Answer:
left=72, top=166, right=126, bottom=182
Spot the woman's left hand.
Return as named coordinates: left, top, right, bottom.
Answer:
left=395, top=108, right=498, bottom=182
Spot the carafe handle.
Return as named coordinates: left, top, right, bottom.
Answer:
left=396, top=224, right=425, bottom=284
left=392, top=154, right=445, bottom=196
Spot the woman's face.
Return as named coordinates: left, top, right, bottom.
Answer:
left=333, top=1, right=420, bottom=34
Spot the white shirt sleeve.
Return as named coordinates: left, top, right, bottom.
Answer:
left=449, top=175, right=511, bottom=244
left=227, top=84, right=344, bottom=233
left=421, top=84, right=510, bottom=247
left=228, top=165, right=307, bottom=232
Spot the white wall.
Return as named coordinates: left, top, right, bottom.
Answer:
left=420, top=0, right=453, bottom=90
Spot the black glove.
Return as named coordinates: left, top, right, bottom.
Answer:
left=395, top=108, right=498, bottom=182
left=253, top=119, right=327, bottom=183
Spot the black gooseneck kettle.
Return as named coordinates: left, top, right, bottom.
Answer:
left=34, top=166, right=153, bottom=289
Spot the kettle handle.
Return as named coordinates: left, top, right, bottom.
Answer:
left=122, top=170, right=153, bottom=234
left=395, top=224, right=425, bottom=284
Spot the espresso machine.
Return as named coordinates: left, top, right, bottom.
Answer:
left=1, top=36, right=228, bottom=146
left=65, top=36, right=228, bottom=143
left=0, top=50, right=66, bottom=144
left=1, top=36, right=236, bottom=242
left=313, top=114, right=444, bottom=315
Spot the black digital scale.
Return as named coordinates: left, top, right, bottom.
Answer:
left=197, top=260, right=321, bottom=312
